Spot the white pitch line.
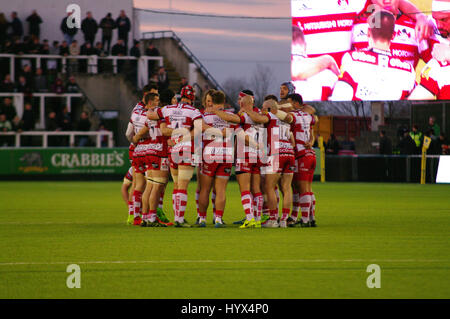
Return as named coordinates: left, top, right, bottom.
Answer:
left=0, top=259, right=448, bottom=266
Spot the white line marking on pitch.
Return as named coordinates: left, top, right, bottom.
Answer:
left=0, top=259, right=448, bottom=266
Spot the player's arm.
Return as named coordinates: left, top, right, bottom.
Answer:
left=160, top=122, right=173, bottom=137
left=147, top=110, right=161, bottom=120
left=305, top=126, right=315, bottom=149
left=290, top=132, right=295, bottom=148
left=235, top=128, right=259, bottom=149
left=292, top=55, right=340, bottom=81
left=213, top=109, right=241, bottom=124
left=132, top=125, right=149, bottom=144
left=303, top=104, right=316, bottom=115
left=244, top=109, right=269, bottom=124
left=398, top=0, right=433, bottom=41
left=125, top=122, right=135, bottom=143
left=408, top=85, right=436, bottom=100
left=274, top=110, right=294, bottom=124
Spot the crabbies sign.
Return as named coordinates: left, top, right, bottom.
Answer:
left=0, top=148, right=129, bottom=175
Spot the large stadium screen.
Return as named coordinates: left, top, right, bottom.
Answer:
left=291, top=0, right=449, bottom=101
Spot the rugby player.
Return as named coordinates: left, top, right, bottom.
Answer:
left=330, top=10, right=416, bottom=101
left=197, top=91, right=238, bottom=227
left=121, top=166, right=134, bottom=225
left=409, top=0, right=450, bottom=100
left=242, top=99, right=296, bottom=228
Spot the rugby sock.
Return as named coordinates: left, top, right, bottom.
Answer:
left=270, top=209, right=278, bottom=221
left=275, top=187, right=280, bottom=208
left=142, top=210, right=150, bottom=221
left=172, top=190, right=179, bottom=222
left=215, top=210, right=224, bottom=223
left=133, top=190, right=142, bottom=218
left=262, top=201, right=270, bottom=216
left=158, top=189, right=165, bottom=210
left=291, top=191, right=300, bottom=221
left=195, top=189, right=200, bottom=217
left=241, top=191, right=253, bottom=220
left=253, top=192, right=263, bottom=221
left=310, top=192, right=316, bottom=222
left=212, top=190, right=217, bottom=217
left=148, top=209, right=157, bottom=222
left=281, top=208, right=290, bottom=221
left=300, top=193, right=312, bottom=223
left=199, top=211, right=207, bottom=222
left=177, top=190, right=188, bottom=222
left=128, top=201, right=133, bottom=216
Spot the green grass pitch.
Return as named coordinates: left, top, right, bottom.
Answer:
left=0, top=181, right=449, bottom=299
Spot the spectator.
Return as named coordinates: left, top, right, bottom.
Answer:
left=60, top=12, right=78, bottom=45
left=94, top=41, right=106, bottom=56
left=129, top=40, right=140, bottom=58
left=66, top=76, right=79, bottom=93
left=2, top=39, right=13, bottom=53
left=116, top=10, right=131, bottom=52
left=46, top=111, right=61, bottom=146
left=26, top=10, right=42, bottom=38
left=81, top=11, right=98, bottom=46
left=157, top=66, right=170, bottom=91
left=76, top=111, right=91, bottom=146
left=58, top=106, right=72, bottom=131
left=111, top=39, right=126, bottom=56
left=28, top=36, right=41, bottom=54
left=398, top=130, right=417, bottom=155
left=437, top=133, right=448, bottom=155
left=0, top=98, right=17, bottom=122
left=99, top=13, right=115, bottom=54
left=50, top=40, right=60, bottom=55
left=379, top=130, right=392, bottom=155
left=0, top=13, right=8, bottom=48
left=0, top=74, right=15, bottom=92
left=12, top=38, right=24, bottom=54
left=0, top=113, right=13, bottom=146
left=409, top=125, right=423, bottom=153
left=59, top=40, right=69, bottom=56
left=34, top=68, right=48, bottom=92
left=427, top=116, right=441, bottom=140
left=52, top=78, right=65, bottom=94
left=178, top=77, right=188, bottom=94
left=326, top=134, right=340, bottom=154
left=9, top=12, right=23, bottom=39
left=149, top=73, right=158, bottom=87
left=424, top=129, right=440, bottom=155
left=98, top=123, right=109, bottom=147
left=145, top=42, right=160, bottom=73
left=80, top=42, right=96, bottom=55
left=16, top=75, right=31, bottom=95
left=69, top=40, right=80, bottom=55
left=20, top=102, right=35, bottom=131
left=21, top=64, right=33, bottom=84
left=40, top=42, right=49, bottom=54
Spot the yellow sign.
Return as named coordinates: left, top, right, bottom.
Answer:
left=423, top=136, right=432, bottom=150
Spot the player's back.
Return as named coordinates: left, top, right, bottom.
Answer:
left=264, top=112, right=294, bottom=156
left=157, top=103, right=202, bottom=130
left=331, top=49, right=416, bottom=101
left=130, top=107, right=149, bottom=136
left=291, top=110, right=315, bottom=157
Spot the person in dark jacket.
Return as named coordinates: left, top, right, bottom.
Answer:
left=0, top=74, right=15, bottom=92
left=59, top=40, right=69, bottom=56
left=20, top=102, right=35, bottom=131
left=0, top=13, right=9, bottom=47
left=99, top=13, right=116, bottom=54
left=398, top=130, right=417, bottom=155
left=111, top=39, right=126, bottom=56
left=129, top=40, right=140, bottom=57
left=116, top=10, right=131, bottom=52
left=9, top=12, right=23, bottom=39
left=77, top=111, right=91, bottom=146
left=60, top=12, right=78, bottom=45
left=26, top=10, right=42, bottom=38
left=379, top=130, right=392, bottom=155
left=81, top=12, right=98, bottom=46
left=326, top=134, right=340, bottom=155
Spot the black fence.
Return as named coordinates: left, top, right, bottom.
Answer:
left=325, top=155, right=441, bottom=183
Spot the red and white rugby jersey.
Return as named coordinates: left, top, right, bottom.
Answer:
left=290, top=109, right=316, bottom=158
left=156, top=103, right=203, bottom=153
left=352, top=13, right=434, bottom=68
left=130, top=107, right=151, bottom=157
left=238, top=108, right=265, bottom=159
left=202, top=110, right=239, bottom=163
left=131, top=101, right=145, bottom=114
left=292, top=55, right=339, bottom=101
left=292, top=0, right=369, bottom=67
left=143, top=116, right=168, bottom=158
left=263, top=112, right=295, bottom=156
left=418, top=58, right=450, bottom=100
left=331, top=49, right=416, bottom=100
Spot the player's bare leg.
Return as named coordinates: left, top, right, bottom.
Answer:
left=198, top=172, right=214, bottom=227
left=141, top=170, right=153, bottom=226
left=279, top=173, right=294, bottom=228
left=170, top=166, right=179, bottom=224
left=213, top=176, right=229, bottom=227
left=263, top=173, right=281, bottom=227
left=236, top=172, right=254, bottom=225
left=147, top=169, right=170, bottom=227
left=133, top=172, right=146, bottom=225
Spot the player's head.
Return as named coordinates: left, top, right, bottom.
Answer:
left=371, top=0, right=400, bottom=14
left=287, top=93, right=303, bottom=110
left=432, top=0, right=450, bottom=38
left=180, top=85, right=195, bottom=105
left=211, top=90, right=226, bottom=109
left=142, top=84, right=158, bottom=99
left=159, top=89, right=175, bottom=107
left=368, top=10, right=396, bottom=46
left=144, top=92, right=159, bottom=108
left=264, top=94, right=278, bottom=103
left=292, top=25, right=306, bottom=56
left=240, top=95, right=254, bottom=111
left=202, top=89, right=216, bottom=109
left=262, top=99, right=277, bottom=113
left=238, top=90, right=254, bottom=105
left=280, top=82, right=296, bottom=100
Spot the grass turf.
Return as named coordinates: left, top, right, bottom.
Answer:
left=0, top=181, right=449, bottom=299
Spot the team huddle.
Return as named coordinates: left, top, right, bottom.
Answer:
left=122, top=83, right=318, bottom=228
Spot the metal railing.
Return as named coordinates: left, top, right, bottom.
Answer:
left=142, top=30, right=225, bottom=92
left=0, top=54, right=163, bottom=89
left=0, top=131, right=114, bottom=148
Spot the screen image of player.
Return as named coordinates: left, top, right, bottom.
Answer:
left=290, top=0, right=450, bottom=101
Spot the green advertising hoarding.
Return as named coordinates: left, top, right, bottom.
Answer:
left=0, top=148, right=129, bottom=176
left=0, top=148, right=321, bottom=177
